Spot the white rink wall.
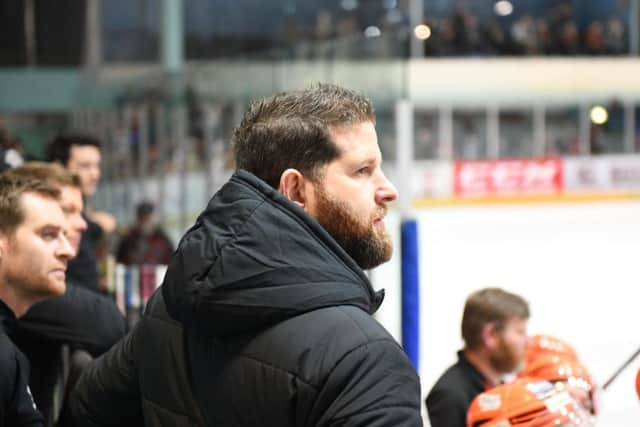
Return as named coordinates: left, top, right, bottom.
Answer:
left=410, top=200, right=640, bottom=426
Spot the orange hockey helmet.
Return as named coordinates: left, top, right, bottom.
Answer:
left=519, top=354, right=593, bottom=390
left=518, top=354, right=597, bottom=414
left=526, top=334, right=579, bottom=366
left=467, top=380, right=593, bottom=427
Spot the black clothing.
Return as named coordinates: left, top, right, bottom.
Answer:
left=0, top=300, right=44, bottom=427
left=66, top=216, right=101, bottom=292
left=17, top=282, right=125, bottom=356
left=425, top=350, right=490, bottom=427
left=68, top=170, right=422, bottom=427
left=15, top=283, right=126, bottom=424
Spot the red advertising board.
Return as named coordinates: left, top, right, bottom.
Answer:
left=454, top=158, right=563, bottom=196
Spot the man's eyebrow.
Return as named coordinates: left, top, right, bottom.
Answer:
left=36, top=224, right=64, bottom=233
left=354, top=156, right=379, bottom=166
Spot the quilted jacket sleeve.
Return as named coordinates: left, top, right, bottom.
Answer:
left=313, top=338, right=423, bottom=427
left=64, top=326, right=143, bottom=427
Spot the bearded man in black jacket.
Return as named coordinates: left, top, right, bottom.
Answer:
left=67, top=83, right=423, bottom=427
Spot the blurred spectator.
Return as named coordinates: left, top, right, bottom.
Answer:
left=511, top=16, right=537, bottom=55
left=535, top=19, right=553, bottom=55
left=605, top=17, right=626, bottom=55
left=186, top=85, right=206, bottom=168
left=555, top=21, right=581, bottom=55
left=312, top=10, right=335, bottom=59
left=46, top=135, right=117, bottom=293
left=452, top=6, right=473, bottom=55
left=426, top=18, right=458, bottom=56
left=459, top=117, right=482, bottom=159
left=0, top=129, right=24, bottom=173
left=483, top=19, right=508, bottom=55
left=583, top=21, right=607, bottom=55
left=116, top=201, right=174, bottom=266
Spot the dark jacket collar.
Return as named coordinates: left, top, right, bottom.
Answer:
left=0, top=298, right=17, bottom=337
left=163, top=170, right=384, bottom=337
left=457, top=350, right=491, bottom=390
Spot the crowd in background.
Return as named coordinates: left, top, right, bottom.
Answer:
left=91, top=0, right=636, bottom=61
left=0, top=0, right=632, bottom=66
left=193, top=0, right=631, bottom=60
left=423, top=4, right=628, bottom=57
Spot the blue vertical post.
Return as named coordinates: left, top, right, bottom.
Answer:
left=401, top=219, right=420, bottom=369
left=396, top=99, right=419, bottom=370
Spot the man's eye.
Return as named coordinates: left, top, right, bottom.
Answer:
left=357, top=167, right=370, bottom=175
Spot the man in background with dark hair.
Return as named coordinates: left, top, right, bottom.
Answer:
left=426, top=287, right=530, bottom=427
left=46, top=134, right=116, bottom=292
left=0, top=173, right=74, bottom=426
left=67, top=84, right=422, bottom=426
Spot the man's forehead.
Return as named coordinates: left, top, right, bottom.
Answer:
left=70, top=144, right=100, bottom=161
left=329, top=122, right=379, bottom=151
left=20, top=192, right=65, bottom=225
left=59, top=188, right=84, bottom=213
left=330, top=121, right=376, bottom=136
left=503, top=316, right=528, bottom=328
left=60, top=185, right=83, bottom=200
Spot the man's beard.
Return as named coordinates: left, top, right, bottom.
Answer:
left=313, top=185, right=392, bottom=270
left=489, top=335, right=524, bottom=374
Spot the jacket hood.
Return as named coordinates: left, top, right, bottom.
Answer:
left=162, top=170, right=384, bottom=337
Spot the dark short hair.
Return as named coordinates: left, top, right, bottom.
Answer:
left=46, top=134, right=101, bottom=166
left=136, top=201, right=154, bottom=220
left=7, top=162, right=82, bottom=190
left=461, top=288, right=530, bottom=349
left=0, top=173, right=60, bottom=235
left=233, top=83, right=376, bottom=189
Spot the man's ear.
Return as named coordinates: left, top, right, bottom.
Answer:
left=481, top=322, right=498, bottom=350
left=278, top=169, right=308, bottom=209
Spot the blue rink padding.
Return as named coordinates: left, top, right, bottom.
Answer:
left=401, top=218, right=420, bottom=370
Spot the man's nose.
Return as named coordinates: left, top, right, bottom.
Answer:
left=57, top=234, right=75, bottom=260
left=376, top=172, right=398, bottom=204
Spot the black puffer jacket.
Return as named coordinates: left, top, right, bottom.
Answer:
left=0, top=300, right=44, bottom=427
left=68, top=170, right=422, bottom=427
